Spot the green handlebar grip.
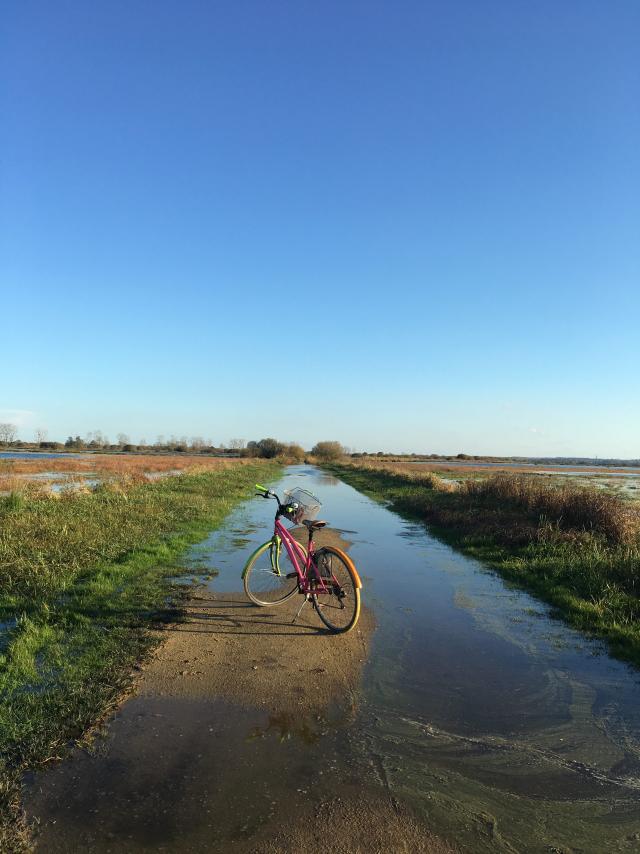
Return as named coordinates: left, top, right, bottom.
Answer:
left=255, top=483, right=267, bottom=492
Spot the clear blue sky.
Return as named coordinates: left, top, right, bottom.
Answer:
left=1, top=1, right=638, bottom=456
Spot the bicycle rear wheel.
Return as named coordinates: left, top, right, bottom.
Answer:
left=311, top=546, right=361, bottom=633
left=243, top=539, right=303, bottom=606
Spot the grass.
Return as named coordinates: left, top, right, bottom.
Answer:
left=0, top=459, right=281, bottom=850
left=326, top=460, right=640, bottom=668
left=0, top=452, right=243, bottom=496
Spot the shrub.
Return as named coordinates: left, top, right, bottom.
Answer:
left=256, top=438, right=285, bottom=458
left=311, top=441, right=346, bottom=461
left=285, top=443, right=305, bottom=462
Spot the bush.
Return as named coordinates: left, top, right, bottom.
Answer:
left=285, top=443, right=305, bottom=462
left=311, top=441, right=345, bottom=461
left=259, top=438, right=285, bottom=458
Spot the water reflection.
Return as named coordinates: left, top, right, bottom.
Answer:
left=247, top=711, right=323, bottom=745
left=314, top=472, right=341, bottom=486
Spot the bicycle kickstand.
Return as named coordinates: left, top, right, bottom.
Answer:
left=292, top=594, right=311, bottom=625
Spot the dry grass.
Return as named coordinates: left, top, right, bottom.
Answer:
left=0, top=453, right=239, bottom=477
left=335, top=459, right=457, bottom=491
left=0, top=454, right=260, bottom=498
left=463, top=473, right=640, bottom=545
left=350, top=457, right=636, bottom=476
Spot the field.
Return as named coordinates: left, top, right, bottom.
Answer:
left=341, top=458, right=640, bottom=499
left=0, top=452, right=239, bottom=496
left=326, top=459, right=640, bottom=667
left=0, top=456, right=281, bottom=849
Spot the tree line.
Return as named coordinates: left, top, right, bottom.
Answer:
left=0, top=424, right=349, bottom=461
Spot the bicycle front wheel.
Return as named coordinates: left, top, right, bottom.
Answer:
left=311, top=546, right=361, bottom=633
left=243, top=540, right=303, bottom=606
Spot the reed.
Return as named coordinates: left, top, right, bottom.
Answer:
left=462, top=473, right=640, bottom=545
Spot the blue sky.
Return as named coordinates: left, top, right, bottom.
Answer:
left=1, top=1, right=638, bottom=455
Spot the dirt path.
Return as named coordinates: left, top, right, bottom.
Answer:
left=24, top=529, right=454, bottom=852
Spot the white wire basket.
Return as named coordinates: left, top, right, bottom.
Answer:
left=283, top=488, right=322, bottom=524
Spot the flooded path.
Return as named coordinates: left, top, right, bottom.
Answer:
left=24, top=466, right=640, bottom=852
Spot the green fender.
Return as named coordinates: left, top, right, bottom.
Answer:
left=241, top=539, right=276, bottom=580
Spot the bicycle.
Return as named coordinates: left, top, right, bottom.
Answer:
left=242, top=484, right=362, bottom=633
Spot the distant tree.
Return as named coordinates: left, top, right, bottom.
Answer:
left=257, top=438, right=285, bottom=459
left=139, top=438, right=147, bottom=448
left=117, top=433, right=130, bottom=447
left=35, top=427, right=48, bottom=444
left=229, top=438, right=245, bottom=451
left=0, top=423, right=17, bottom=445
left=311, top=441, right=346, bottom=461
left=64, top=435, right=86, bottom=449
left=122, top=444, right=136, bottom=452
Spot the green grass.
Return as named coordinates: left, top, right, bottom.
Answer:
left=327, top=463, right=640, bottom=669
left=0, top=462, right=280, bottom=850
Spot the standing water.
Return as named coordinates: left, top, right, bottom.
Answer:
left=25, top=466, right=640, bottom=852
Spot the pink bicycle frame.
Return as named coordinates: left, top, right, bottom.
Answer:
left=273, top=518, right=330, bottom=594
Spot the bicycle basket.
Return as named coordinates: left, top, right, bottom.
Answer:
left=282, top=488, right=321, bottom=524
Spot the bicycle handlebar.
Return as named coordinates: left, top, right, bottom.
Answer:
left=255, top=484, right=282, bottom=503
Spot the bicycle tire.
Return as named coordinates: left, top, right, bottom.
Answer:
left=243, top=539, right=304, bottom=606
left=311, top=546, right=361, bottom=633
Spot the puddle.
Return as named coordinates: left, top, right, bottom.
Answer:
left=23, top=466, right=640, bottom=852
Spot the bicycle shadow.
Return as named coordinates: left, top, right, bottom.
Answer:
left=166, top=591, right=329, bottom=637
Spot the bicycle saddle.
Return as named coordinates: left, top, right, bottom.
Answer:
left=302, top=520, right=327, bottom=529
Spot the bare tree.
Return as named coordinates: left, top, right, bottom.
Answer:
left=117, top=433, right=130, bottom=447
left=139, top=437, right=147, bottom=448
left=229, top=438, right=245, bottom=450
left=0, top=423, right=18, bottom=445
left=35, top=427, right=48, bottom=444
